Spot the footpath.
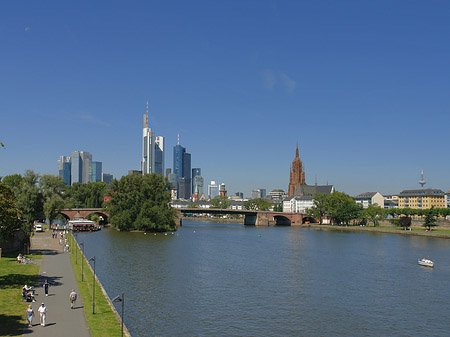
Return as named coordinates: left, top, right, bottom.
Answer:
left=25, top=231, right=90, bottom=337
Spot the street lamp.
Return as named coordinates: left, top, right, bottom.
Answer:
left=74, top=234, right=78, bottom=264
left=80, top=243, right=84, bottom=281
left=112, top=293, right=124, bottom=337
left=89, top=256, right=96, bottom=314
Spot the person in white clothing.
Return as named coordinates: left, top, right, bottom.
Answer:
left=38, top=303, right=47, bottom=327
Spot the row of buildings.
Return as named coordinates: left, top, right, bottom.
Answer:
left=57, top=150, right=113, bottom=186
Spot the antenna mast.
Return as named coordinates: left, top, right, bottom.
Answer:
left=419, top=169, right=426, bottom=189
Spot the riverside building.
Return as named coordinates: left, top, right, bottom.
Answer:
left=398, top=189, right=446, bottom=209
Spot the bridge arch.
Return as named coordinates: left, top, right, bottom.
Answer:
left=273, top=215, right=291, bottom=226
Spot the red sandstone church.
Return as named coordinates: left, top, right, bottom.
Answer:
left=287, top=144, right=334, bottom=198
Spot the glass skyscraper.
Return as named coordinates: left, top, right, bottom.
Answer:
left=141, top=102, right=164, bottom=175
left=92, top=161, right=102, bottom=182
left=173, top=136, right=192, bottom=199
left=57, top=156, right=71, bottom=185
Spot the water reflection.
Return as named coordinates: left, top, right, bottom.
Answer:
left=76, top=223, right=450, bottom=336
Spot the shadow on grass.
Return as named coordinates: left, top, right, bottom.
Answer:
left=0, top=313, right=24, bottom=336
left=0, top=274, right=63, bottom=289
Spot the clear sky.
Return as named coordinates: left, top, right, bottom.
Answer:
left=1, top=0, right=450, bottom=197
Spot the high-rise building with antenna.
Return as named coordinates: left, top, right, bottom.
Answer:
left=141, top=101, right=164, bottom=175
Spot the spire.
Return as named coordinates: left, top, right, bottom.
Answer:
left=177, top=132, right=180, bottom=145
left=296, top=142, right=299, bottom=158
left=143, top=101, right=149, bottom=128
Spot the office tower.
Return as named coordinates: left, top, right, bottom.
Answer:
left=166, top=168, right=172, bottom=177
left=155, top=136, right=165, bottom=175
left=57, top=156, right=71, bottom=186
left=193, top=175, right=204, bottom=197
left=235, top=192, right=244, bottom=198
left=172, top=133, right=192, bottom=199
left=141, top=101, right=156, bottom=174
left=251, top=188, right=266, bottom=199
left=80, top=151, right=93, bottom=183
left=208, top=181, right=219, bottom=199
left=71, top=150, right=93, bottom=185
left=71, top=151, right=83, bottom=184
left=102, top=173, right=113, bottom=187
left=192, top=168, right=201, bottom=193
left=167, top=173, right=178, bottom=190
left=128, top=170, right=142, bottom=175
left=92, top=161, right=102, bottom=182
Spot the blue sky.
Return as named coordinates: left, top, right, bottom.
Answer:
left=1, top=0, right=450, bottom=197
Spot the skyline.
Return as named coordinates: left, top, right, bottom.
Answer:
left=1, top=1, right=450, bottom=197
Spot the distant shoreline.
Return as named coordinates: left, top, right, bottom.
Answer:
left=180, top=217, right=450, bottom=238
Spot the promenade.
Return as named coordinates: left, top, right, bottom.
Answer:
left=25, top=231, right=90, bottom=336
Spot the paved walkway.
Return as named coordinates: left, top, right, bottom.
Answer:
left=24, top=231, right=90, bottom=337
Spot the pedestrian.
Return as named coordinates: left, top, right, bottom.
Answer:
left=43, top=279, right=50, bottom=296
left=38, top=303, right=47, bottom=327
left=69, top=289, right=77, bottom=309
left=26, top=304, right=34, bottom=327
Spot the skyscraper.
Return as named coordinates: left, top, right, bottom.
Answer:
left=172, top=134, right=191, bottom=199
left=70, top=150, right=95, bottom=185
left=141, top=101, right=156, bottom=174
left=208, top=181, right=219, bottom=199
left=155, top=136, right=165, bottom=175
left=57, top=156, right=71, bottom=185
left=92, top=161, right=102, bottom=182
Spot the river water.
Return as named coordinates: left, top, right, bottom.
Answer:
left=75, top=220, right=450, bottom=336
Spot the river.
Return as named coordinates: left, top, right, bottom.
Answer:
left=75, top=220, right=450, bottom=336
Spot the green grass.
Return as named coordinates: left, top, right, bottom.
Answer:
left=0, top=252, right=41, bottom=336
left=68, top=234, right=124, bottom=337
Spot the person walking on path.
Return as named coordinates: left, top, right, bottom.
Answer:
left=38, top=303, right=47, bottom=327
left=26, top=305, right=34, bottom=327
left=43, top=279, right=50, bottom=296
left=69, top=289, right=77, bottom=309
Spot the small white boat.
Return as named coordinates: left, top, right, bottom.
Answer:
left=418, top=258, right=434, bottom=268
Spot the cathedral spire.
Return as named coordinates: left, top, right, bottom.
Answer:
left=296, top=142, right=299, bottom=158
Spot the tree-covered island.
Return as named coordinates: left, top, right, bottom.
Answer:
left=106, top=173, right=178, bottom=232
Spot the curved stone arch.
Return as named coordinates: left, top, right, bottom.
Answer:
left=273, top=215, right=292, bottom=226
left=302, top=216, right=316, bottom=224
left=56, top=211, right=72, bottom=221
left=84, top=211, right=109, bottom=225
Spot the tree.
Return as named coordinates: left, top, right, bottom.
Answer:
left=273, top=204, right=283, bottom=212
left=326, top=191, right=361, bottom=225
left=244, top=198, right=271, bottom=211
left=16, top=170, right=42, bottom=224
left=0, top=182, right=22, bottom=241
left=210, top=196, right=231, bottom=209
left=422, top=210, right=437, bottom=231
left=306, top=193, right=329, bottom=224
left=64, top=182, right=107, bottom=208
left=107, top=174, right=177, bottom=232
left=362, top=204, right=385, bottom=227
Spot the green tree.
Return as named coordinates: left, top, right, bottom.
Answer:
left=306, top=193, right=329, bottom=224
left=244, top=198, right=271, bottom=211
left=210, top=196, right=231, bottom=209
left=40, top=175, right=66, bottom=224
left=422, top=210, right=437, bottom=231
left=0, top=182, right=22, bottom=241
left=16, top=170, right=42, bottom=224
left=362, top=204, right=385, bottom=227
left=107, top=174, right=177, bottom=232
left=273, top=204, right=283, bottom=212
left=2, top=174, right=23, bottom=197
left=65, top=182, right=107, bottom=208
left=326, top=191, right=361, bottom=225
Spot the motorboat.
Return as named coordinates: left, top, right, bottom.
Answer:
left=418, top=258, right=434, bottom=268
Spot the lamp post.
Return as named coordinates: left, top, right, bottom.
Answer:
left=89, top=256, right=96, bottom=314
left=112, top=293, right=124, bottom=337
left=74, top=234, right=78, bottom=264
left=80, top=243, right=84, bottom=281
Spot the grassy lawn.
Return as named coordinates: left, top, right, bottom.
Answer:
left=0, top=252, right=41, bottom=336
left=68, top=234, right=124, bottom=337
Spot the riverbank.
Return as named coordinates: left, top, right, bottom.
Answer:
left=305, top=224, right=450, bottom=239
left=69, top=233, right=130, bottom=337
left=181, top=216, right=244, bottom=223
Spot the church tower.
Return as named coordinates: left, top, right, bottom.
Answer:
left=288, top=144, right=305, bottom=196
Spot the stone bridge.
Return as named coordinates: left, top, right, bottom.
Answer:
left=177, top=208, right=312, bottom=226
left=57, top=208, right=109, bottom=221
